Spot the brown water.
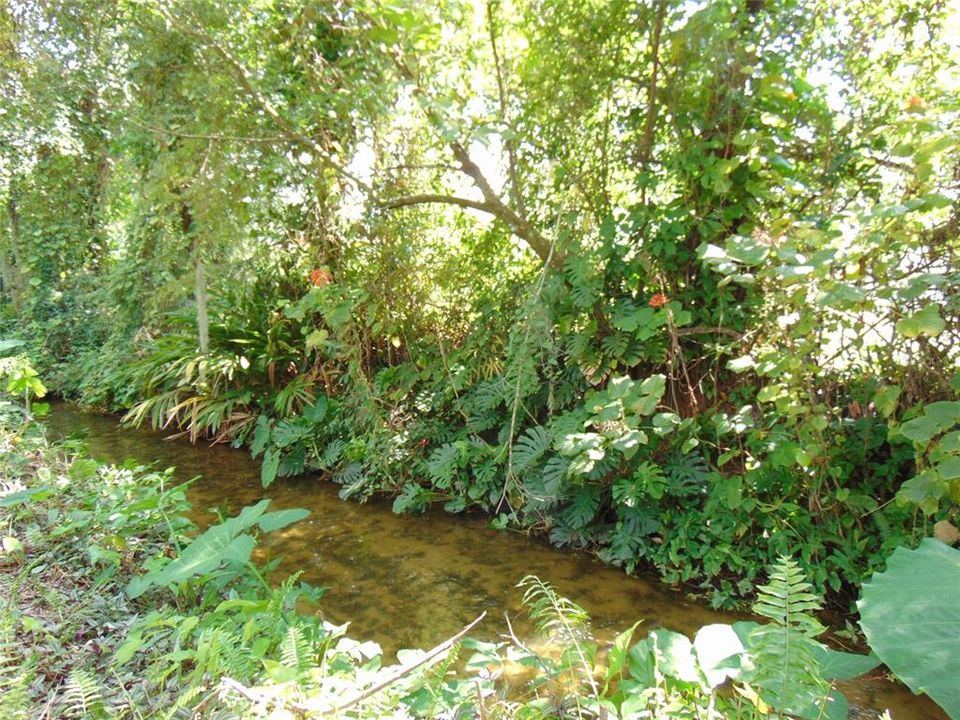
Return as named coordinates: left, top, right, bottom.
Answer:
left=45, top=405, right=944, bottom=720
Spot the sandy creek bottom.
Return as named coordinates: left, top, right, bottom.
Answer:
left=45, top=405, right=944, bottom=719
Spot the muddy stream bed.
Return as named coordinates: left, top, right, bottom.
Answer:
left=45, top=405, right=943, bottom=719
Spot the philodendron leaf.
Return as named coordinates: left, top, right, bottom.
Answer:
left=604, top=621, right=641, bottom=686
left=127, top=500, right=307, bottom=598
left=859, top=538, right=960, bottom=718
left=810, top=646, right=880, bottom=681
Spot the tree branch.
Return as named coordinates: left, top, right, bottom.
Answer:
left=485, top=0, right=525, bottom=217
left=160, top=8, right=371, bottom=192
left=381, top=190, right=558, bottom=268
left=331, top=612, right=486, bottom=713
left=641, top=0, right=667, bottom=173
left=380, top=193, right=493, bottom=213
left=127, top=116, right=288, bottom=144
left=384, top=47, right=562, bottom=269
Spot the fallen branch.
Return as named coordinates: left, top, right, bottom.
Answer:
left=331, top=611, right=487, bottom=714
left=220, top=676, right=311, bottom=717
left=220, top=611, right=487, bottom=718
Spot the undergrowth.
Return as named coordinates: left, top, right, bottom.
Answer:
left=0, top=403, right=894, bottom=719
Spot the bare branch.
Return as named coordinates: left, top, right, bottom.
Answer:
left=384, top=47, right=562, bottom=268
left=381, top=192, right=558, bottom=267
left=331, top=612, right=487, bottom=713
left=674, top=326, right=744, bottom=340
left=220, top=612, right=486, bottom=717
left=127, top=116, right=288, bottom=144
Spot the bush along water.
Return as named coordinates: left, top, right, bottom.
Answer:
left=3, top=352, right=960, bottom=719
left=3, top=0, right=960, bottom=654
left=0, top=406, right=939, bottom=718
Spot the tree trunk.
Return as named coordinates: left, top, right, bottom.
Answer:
left=194, top=242, right=209, bottom=355
left=4, top=183, right=25, bottom=308
left=179, top=201, right=209, bottom=354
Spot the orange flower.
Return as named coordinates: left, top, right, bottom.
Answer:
left=649, top=292, right=669, bottom=308
left=310, top=268, right=332, bottom=287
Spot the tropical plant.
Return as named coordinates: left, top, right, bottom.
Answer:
left=745, top=556, right=839, bottom=719
left=859, top=538, right=960, bottom=719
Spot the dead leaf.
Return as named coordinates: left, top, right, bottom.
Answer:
left=934, top=520, right=960, bottom=545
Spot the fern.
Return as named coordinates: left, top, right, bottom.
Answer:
left=0, top=613, right=33, bottom=720
left=279, top=625, right=313, bottom=674
left=62, top=668, right=104, bottom=719
left=564, top=255, right=601, bottom=309
left=517, top=576, right=600, bottom=704
left=747, top=556, right=830, bottom=716
left=162, top=684, right=208, bottom=720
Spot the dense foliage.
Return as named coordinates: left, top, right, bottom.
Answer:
left=2, top=0, right=959, bottom=613
left=1, top=406, right=923, bottom=718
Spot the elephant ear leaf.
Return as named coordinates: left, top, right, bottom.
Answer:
left=858, top=538, right=960, bottom=719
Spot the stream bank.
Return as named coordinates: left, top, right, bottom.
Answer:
left=44, top=403, right=944, bottom=720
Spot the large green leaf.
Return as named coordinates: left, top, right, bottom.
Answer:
left=649, top=629, right=699, bottom=683
left=257, top=508, right=311, bottom=532
left=896, top=305, right=946, bottom=338
left=127, top=500, right=309, bottom=598
left=693, top=623, right=744, bottom=688
left=0, top=338, right=25, bottom=356
left=859, top=539, right=960, bottom=718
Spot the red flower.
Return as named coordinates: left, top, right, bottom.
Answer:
left=649, top=292, right=669, bottom=308
left=420, top=438, right=428, bottom=449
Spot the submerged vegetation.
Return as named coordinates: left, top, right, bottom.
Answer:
left=2, top=0, right=960, bottom=715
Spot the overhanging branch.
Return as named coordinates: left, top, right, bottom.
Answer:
left=380, top=193, right=561, bottom=269
left=379, top=194, right=492, bottom=214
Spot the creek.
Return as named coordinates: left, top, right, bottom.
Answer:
left=46, top=404, right=944, bottom=720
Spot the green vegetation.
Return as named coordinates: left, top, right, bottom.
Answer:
left=2, top=0, right=960, bottom=715
left=859, top=539, right=960, bottom=717
left=2, top=405, right=934, bottom=719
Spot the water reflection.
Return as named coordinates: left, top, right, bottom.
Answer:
left=45, top=405, right=942, bottom=720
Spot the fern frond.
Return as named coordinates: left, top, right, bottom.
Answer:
left=748, top=556, right=830, bottom=716
left=518, top=576, right=591, bottom=644
left=0, top=614, right=34, bottom=719
left=517, top=576, right=600, bottom=702
left=62, top=668, right=104, bottom=719
left=279, top=625, right=312, bottom=674
left=162, top=682, right=208, bottom=720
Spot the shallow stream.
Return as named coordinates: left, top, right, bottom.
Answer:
left=46, top=405, right=943, bottom=719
